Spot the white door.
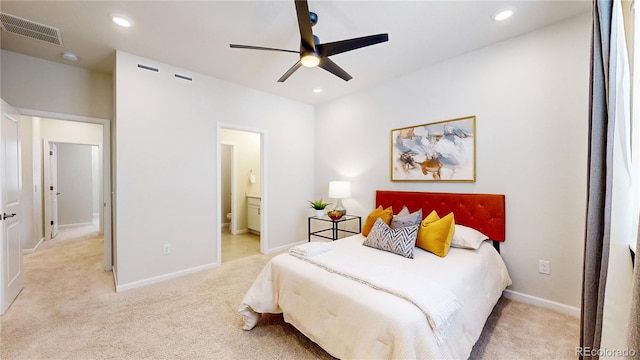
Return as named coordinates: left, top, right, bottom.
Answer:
left=0, top=99, right=23, bottom=314
left=49, top=143, right=59, bottom=239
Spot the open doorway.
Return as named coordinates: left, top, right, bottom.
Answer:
left=219, top=127, right=264, bottom=263
left=19, top=112, right=112, bottom=272
left=44, top=142, right=100, bottom=243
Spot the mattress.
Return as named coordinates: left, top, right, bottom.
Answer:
left=239, top=234, right=511, bottom=359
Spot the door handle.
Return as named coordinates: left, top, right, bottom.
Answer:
left=56, top=192, right=61, bottom=195
left=1, top=213, right=16, bottom=220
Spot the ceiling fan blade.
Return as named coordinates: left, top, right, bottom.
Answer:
left=316, top=33, right=389, bottom=57
left=318, top=58, right=352, bottom=81
left=295, top=0, right=315, bottom=51
left=230, top=44, right=300, bottom=54
left=277, top=61, right=303, bottom=82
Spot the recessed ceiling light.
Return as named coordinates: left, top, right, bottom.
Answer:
left=61, top=52, right=79, bottom=61
left=492, top=7, right=515, bottom=22
left=313, top=88, right=322, bottom=93
left=111, top=15, right=133, bottom=28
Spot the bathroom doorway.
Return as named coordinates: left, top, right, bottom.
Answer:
left=219, top=127, right=263, bottom=263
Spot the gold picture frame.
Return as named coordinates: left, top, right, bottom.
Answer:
left=391, top=115, right=476, bottom=182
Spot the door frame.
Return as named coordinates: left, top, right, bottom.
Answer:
left=17, top=108, right=112, bottom=272
left=43, top=141, right=59, bottom=240
left=216, top=123, right=267, bottom=265
left=221, top=143, right=236, bottom=234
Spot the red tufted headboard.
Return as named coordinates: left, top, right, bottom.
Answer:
left=376, top=190, right=506, bottom=242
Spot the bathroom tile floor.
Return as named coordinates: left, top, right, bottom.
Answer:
left=221, top=227, right=261, bottom=263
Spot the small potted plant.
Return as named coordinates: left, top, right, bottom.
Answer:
left=309, top=199, right=331, bottom=218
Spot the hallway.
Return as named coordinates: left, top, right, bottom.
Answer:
left=40, top=217, right=101, bottom=250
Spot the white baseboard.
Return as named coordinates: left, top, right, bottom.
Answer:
left=22, top=237, right=46, bottom=254
left=115, top=262, right=219, bottom=292
left=264, top=239, right=308, bottom=255
left=503, top=289, right=580, bottom=318
left=58, top=222, right=94, bottom=229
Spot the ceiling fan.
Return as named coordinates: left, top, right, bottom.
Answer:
left=229, top=0, right=389, bottom=82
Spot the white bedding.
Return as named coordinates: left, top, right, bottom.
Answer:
left=239, top=234, right=511, bottom=359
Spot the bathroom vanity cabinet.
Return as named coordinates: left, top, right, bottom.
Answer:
left=247, top=195, right=261, bottom=234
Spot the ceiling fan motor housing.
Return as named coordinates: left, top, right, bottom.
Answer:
left=229, top=0, right=388, bottom=82
left=309, top=11, right=318, bottom=26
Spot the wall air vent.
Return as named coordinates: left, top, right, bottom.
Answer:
left=137, top=64, right=159, bottom=72
left=0, top=12, right=63, bottom=46
left=174, top=74, right=193, bottom=81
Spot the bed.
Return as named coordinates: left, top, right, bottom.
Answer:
left=239, top=191, right=511, bottom=359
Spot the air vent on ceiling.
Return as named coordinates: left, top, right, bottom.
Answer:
left=0, top=12, right=63, bottom=46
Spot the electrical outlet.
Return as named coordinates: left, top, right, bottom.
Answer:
left=163, top=243, right=171, bottom=255
left=538, top=260, right=550, bottom=275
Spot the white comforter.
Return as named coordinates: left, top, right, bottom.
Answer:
left=239, top=235, right=511, bottom=359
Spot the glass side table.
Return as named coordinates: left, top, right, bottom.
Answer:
left=308, top=214, right=361, bottom=242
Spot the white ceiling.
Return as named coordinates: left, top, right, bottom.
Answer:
left=0, top=1, right=591, bottom=105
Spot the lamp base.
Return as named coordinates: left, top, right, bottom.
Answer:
left=333, top=199, right=346, bottom=217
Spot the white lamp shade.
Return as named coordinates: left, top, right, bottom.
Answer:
left=328, top=181, right=351, bottom=199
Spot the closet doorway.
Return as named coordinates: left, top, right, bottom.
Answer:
left=218, top=126, right=264, bottom=263
left=44, top=142, right=99, bottom=240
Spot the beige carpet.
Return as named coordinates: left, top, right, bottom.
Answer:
left=1, top=235, right=579, bottom=359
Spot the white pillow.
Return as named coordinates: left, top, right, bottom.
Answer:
left=450, top=225, right=489, bottom=249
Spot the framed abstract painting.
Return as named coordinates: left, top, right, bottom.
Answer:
left=391, top=115, right=476, bottom=182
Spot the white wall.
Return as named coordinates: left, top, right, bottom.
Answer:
left=114, top=51, right=315, bottom=288
left=19, top=116, right=38, bottom=254
left=315, top=13, right=591, bottom=309
left=0, top=50, right=112, bottom=119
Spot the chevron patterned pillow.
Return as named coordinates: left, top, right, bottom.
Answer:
left=363, top=218, right=419, bottom=258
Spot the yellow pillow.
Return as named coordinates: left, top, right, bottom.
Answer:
left=424, top=210, right=440, bottom=224
left=416, top=212, right=455, bottom=257
left=362, top=206, right=393, bottom=236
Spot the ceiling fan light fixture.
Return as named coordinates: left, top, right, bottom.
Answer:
left=228, top=0, right=388, bottom=82
left=301, top=53, right=320, bottom=68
